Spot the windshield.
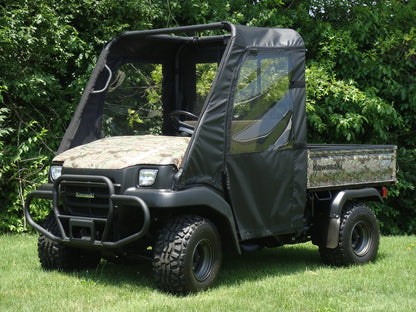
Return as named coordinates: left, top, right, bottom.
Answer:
left=100, top=27, right=228, bottom=138
left=102, top=63, right=163, bottom=137
left=101, top=60, right=219, bottom=137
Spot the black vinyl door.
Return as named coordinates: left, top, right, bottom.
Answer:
left=226, top=51, right=304, bottom=240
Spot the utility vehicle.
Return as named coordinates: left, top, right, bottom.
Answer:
left=25, top=22, right=397, bottom=294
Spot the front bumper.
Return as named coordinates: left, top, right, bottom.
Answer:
left=24, top=174, right=150, bottom=249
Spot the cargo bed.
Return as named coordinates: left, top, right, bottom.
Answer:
left=307, top=144, right=397, bottom=190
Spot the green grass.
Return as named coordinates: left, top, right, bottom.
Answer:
left=1, top=234, right=416, bottom=312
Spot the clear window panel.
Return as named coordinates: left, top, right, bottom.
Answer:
left=102, top=63, right=163, bottom=137
left=231, top=54, right=293, bottom=154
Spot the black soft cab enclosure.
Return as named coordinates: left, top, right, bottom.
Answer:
left=27, top=22, right=385, bottom=295
left=57, top=22, right=307, bottom=241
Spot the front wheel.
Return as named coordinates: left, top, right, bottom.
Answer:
left=153, top=215, right=222, bottom=294
left=319, top=202, right=380, bottom=266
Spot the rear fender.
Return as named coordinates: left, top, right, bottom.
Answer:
left=326, top=188, right=382, bottom=248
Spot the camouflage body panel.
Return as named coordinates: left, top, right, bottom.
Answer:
left=307, top=145, right=397, bottom=190
left=54, top=135, right=191, bottom=169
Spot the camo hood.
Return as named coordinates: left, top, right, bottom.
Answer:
left=54, top=135, right=191, bottom=169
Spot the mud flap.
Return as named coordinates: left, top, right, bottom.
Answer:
left=326, top=217, right=340, bottom=249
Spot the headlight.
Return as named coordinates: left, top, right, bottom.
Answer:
left=50, top=165, right=62, bottom=181
left=138, top=169, right=158, bottom=187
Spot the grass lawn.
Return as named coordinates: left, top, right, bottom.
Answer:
left=0, top=234, right=415, bottom=312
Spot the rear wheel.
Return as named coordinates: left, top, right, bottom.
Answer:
left=319, top=202, right=379, bottom=266
left=153, top=215, right=222, bottom=294
left=38, top=213, right=101, bottom=271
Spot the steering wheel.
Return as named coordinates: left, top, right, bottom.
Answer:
left=169, top=110, right=198, bottom=136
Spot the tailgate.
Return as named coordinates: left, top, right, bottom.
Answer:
left=307, top=144, right=397, bottom=190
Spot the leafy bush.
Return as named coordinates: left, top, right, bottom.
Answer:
left=306, top=64, right=401, bottom=144
left=0, top=0, right=165, bottom=232
left=374, top=148, right=416, bottom=235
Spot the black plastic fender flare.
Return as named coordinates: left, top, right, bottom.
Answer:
left=125, top=186, right=241, bottom=254
left=326, top=188, right=382, bottom=248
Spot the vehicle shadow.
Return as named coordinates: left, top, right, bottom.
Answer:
left=217, top=244, right=324, bottom=287
left=60, top=243, right=324, bottom=292
left=66, top=257, right=156, bottom=289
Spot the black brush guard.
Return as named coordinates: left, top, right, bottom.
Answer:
left=24, top=175, right=150, bottom=248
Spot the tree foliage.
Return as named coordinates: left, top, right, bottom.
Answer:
left=0, top=0, right=415, bottom=234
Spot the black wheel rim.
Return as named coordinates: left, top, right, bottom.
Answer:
left=351, top=220, right=372, bottom=256
left=192, top=238, right=214, bottom=282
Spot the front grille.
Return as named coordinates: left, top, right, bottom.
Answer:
left=61, top=181, right=109, bottom=217
left=45, top=174, right=150, bottom=246
left=58, top=180, right=120, bottom=218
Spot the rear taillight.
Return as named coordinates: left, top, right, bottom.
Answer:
left=382, top=186, right=388, bottom=198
